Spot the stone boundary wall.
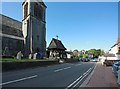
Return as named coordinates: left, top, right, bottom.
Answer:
left=2, top=58, right=79, bottom=72
left=2, top=61, right=58, bottom=72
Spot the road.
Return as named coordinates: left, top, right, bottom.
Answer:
left=2, top=62, right=96, bottom=88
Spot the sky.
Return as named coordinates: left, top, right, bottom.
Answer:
left=1, top=1, right=118, bottom=51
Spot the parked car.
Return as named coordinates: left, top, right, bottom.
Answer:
left=79, top=58, right=89, bottom=62
left=112, top=61, right=120, bottom=76
left=91, top=58, right=98, bottom=62
left=79, top=58, right=82, bottom=61
left=104, top=59, right=118, bottom=66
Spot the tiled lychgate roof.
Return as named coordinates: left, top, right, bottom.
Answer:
left=48, top=38, right=67, bottom=50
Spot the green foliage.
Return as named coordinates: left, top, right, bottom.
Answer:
left=79, top=55, right=83, bottom=58
left=100, top=50, right=105, bottom=56
left=88, top=49, right=105, bottom=58
left=71, top=55, right=79, bottom=59
left=82, top=54, right=88, bottom=58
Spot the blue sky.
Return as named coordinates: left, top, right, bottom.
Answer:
left=1, top=2, right=118, bottom=51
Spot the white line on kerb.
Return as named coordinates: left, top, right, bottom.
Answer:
left=54, top=67, right=71, bottom=72
left=0, top=75, right=38, bottom=86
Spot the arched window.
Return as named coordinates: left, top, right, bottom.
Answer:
left=34, top=3, right=38, bottom=17
left=24, top=2, right=28, bottom=19
left=34, top=3, right=42, bottom=20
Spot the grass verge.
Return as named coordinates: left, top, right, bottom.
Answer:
left=0, top=58, right=57, bottom=62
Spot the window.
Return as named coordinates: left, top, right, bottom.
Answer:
left=24, top=3, right=28, bottom=19
left=118, top=47, right=120, bottom=52
left=34, top=3, right=42, bottom=20
left=34, top=3, right=38, bottom=17
left=37, top=35, right=39, bottom=41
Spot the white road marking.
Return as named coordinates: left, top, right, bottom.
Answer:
left=1, top=75, right=38, bottom=86
left=54, top=67, right=71, bottom=72
left=72, top=68, right=92, bottom=88
left=54, top=69, right=64, bottom=72
left=66, top=76, right=83, bottom=89
left=63, top=67, right=71, bottom=70
left=83, top=68, right=91, bottom=76
left=80, top=63, right=97, bottom=87
left=66, top=67, right=92, bottom=89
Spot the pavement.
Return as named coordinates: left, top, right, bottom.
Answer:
left=81, top=62, right=118, bottom=87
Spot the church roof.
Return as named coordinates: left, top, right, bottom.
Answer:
left=1, top=14, right=22, bottom=30
left=39, top=1, right=47, bottom=8
left=1, top=14, right=23, bottom=37
left=48, top=38, right=67, bottom=50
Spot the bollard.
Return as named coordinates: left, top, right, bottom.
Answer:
left=101, top=59, right=104, bottom=65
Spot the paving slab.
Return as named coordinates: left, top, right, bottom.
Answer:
left=81, top=62, right=118, bottom=87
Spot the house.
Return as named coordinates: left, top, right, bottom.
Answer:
left=47, top=38, right=67, bottom=59
left=109, top=42, right=120, bottom=55
left=109, top=43, right=118, bottom=55
left=107, top=38, right=120, bottom=60
left=65, top=50, right=73, bottom=59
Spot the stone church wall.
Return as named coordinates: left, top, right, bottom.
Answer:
left=0, top=14, right=24, bottom=57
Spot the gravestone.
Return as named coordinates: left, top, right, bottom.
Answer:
left=16, top=51, right=23, bottom=60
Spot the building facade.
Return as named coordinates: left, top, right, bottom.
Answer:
left=0, top=14, right=24, bottom=57
left=22, top=0, right=47, bottom=58
left=108, top=38, right=120, bottom=60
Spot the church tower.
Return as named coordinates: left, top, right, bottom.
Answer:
left=22, top=0, right=47, bottom=58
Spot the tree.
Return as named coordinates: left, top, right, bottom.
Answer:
left=100, top=50, right=105, bottom=56
left=79, top=55, right=83, bottom=58
left=82, top=54, right=88, bottom=58
left=88, top=49, right=105, bottom=58
left=73, top=49, right=79, bottom=58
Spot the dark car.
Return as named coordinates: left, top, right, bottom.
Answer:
left=112, top=61, right=120, bottom=76
left=79, top=58, right=89, bottom=62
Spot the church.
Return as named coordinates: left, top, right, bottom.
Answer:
left=22, top=0, right=47, bottom=58
left=1, top=14, right=23, bottom=57
left=1, top=0, right=47, bottom=58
